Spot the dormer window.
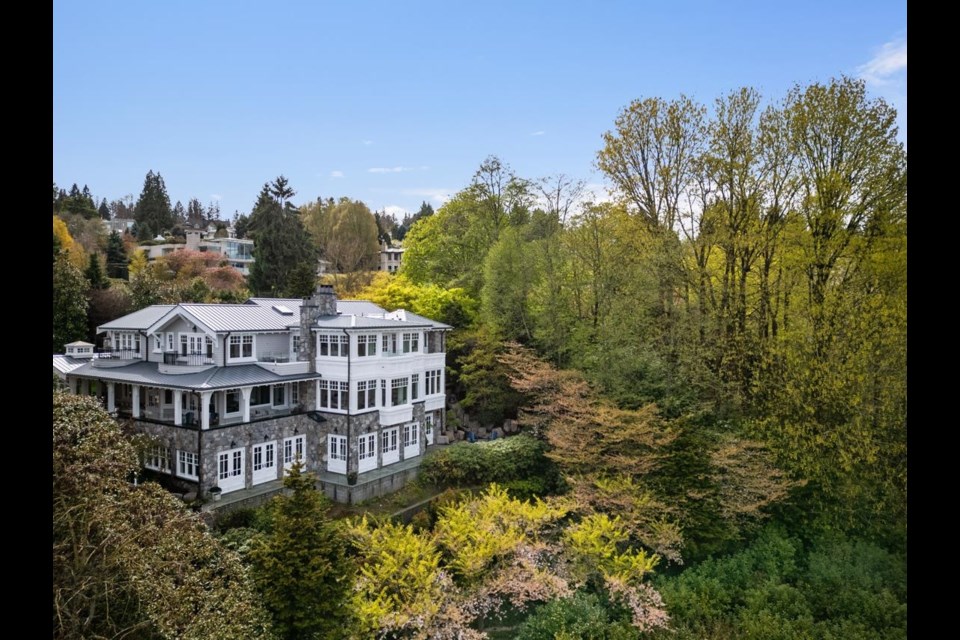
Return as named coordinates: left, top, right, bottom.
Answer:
left=228, top=334, right=254, bottom=361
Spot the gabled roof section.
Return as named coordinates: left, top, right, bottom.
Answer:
left=145, top=305, right=220, bottom=337
left=179, top=304, right=300, bottom=332
left=65, top=341, right=95, bottom=347
left=98, top=305, right=175, bottom=332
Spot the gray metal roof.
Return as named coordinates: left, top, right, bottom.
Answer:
left=53, top=355, right=87, bottom=375
left=98, top=305, right=176, bottom=331
left=65, top=361, right=322, bottom=390
left=178, top=304, right=299, bottom=332
left=385, top=309, right=452, bottom=329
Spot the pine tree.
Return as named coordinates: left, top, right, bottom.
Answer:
left=248, top=461, right=355, bottom=639
left=247, top=178, right=315, bottom=296
left=85, top=253, right=108, bottom=290
left=186, top=198, right=205, bottom=227
left=53, top=253, right=89, bottom=352
left=105, top=231, right=129, bottom=279
left=98, top=198, right=110, bottom=220
left=133, top=171, right=173, bottom=240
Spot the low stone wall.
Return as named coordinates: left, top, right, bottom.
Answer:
left=320, top=466, right=420, bottom=504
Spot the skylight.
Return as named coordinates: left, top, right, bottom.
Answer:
left=272, top=304, right=294, bottom=315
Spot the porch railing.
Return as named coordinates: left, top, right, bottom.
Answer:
left=163, top=351, right=215, bottom=366
left=96, top=348, right=142, bottom=360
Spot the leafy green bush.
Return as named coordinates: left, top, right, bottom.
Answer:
left=651, top=527, right=907, bottom=640
left=516, top=592, right=639, bottom=640
left=419, top=434, right=560, bottom=494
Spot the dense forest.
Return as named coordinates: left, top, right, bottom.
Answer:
left=53, top=76, right=906, bottom=639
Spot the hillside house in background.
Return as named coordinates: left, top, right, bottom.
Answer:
left=379, top=242, right=404, bottom=273
left=53, top=285, right=450, bottom=505
left=142, top=228, right=255, bottom=275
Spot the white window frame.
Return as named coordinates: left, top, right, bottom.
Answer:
left=228, top=334, right=255, bottom=362
left=382, top=427, right=400, bottom=466
left=425, top=414, right=435, bottom=446
left=153, top=334, right=163, bottom=353
left=391, top=377, right=408, bottom=407
left=145, top=444, right=170, bottom=473
left=272, top=384, right=286, bottom=408
left=357, top=380, right=377, bottom=411
left=166, top=332, right=175, bottom=352
left=217, top=447, right=245, bottom=493
left=252, top=440, right=277, bottom=485
left=283, top=435, right=306, bottom=471
left=402, top=332, right=419, bottom=353
left=177, top=450, right=198, bottom=480
left=318, top=380, right=348, bottom=411
left=411, top=373, right=420, bottom=401
left=403, top=422, right=420, bottom=459
left=318, top=334, right=349, bottom=357
left=250, top=385, right=271, bottom=407
left=357, top=334, right=377, bottom=357
left=327, top=434, right=346, bottom=474
left=358, top=433, right=377, bottom=473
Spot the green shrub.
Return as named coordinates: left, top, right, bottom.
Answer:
left=419, top=434, right=560, bottom=495
left=516, top=592, right=638, bottom=640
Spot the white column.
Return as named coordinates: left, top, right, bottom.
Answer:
left=201, top=391, right=213, bottom=430
left=131, top=385, right=141, bottom=418
left=174, top=391, right=183, bottom=426
left=106, top=382, right=116, bottom=412
left=241, top=387, right=252, bottom=423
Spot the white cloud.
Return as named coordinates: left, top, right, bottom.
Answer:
left=362, top=140, right=373, bottom=146
left=581, top=183, right=614, bottom=205
left=531, top=130, right=546, bottom=136
left=210, top=194, right=222, bottom=201
left=400, top=188, right=452, bottom=204
left=384, top=205, right=408, bottom=218
left=369, top=166, right=416, bottom=173
left=858, top=36, right=907, bottom=86
left=330, top=170, right=344, bottom=178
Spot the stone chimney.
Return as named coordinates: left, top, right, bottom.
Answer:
left=299, top=284, right=338, bottom=370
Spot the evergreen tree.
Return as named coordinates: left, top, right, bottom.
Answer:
left=53, top=253, right=89, bottom=352
left=98, top=198, right=110, bottom=220
left=105, top=231, right=129, bottom=279
left=85, top=253, right=108, bottom=290
left=248, top=461, right=355, bottom=640
left=186, top=198, right=205, bottom=227
left=172, top=200, right=187, bottom=226
left=133, top=170, right=173, bottom=240
left=287, top=261, right=318, bottom=298
left=247, top=178, right=315, bottom=296
left=234, top=213, right=250, bottom=239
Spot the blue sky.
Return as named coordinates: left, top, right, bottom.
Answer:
left=53, top=0, right=906, bottom=221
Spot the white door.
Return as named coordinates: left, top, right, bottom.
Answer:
left=425, top=415, right=435, bottom=446
left=252, top=441, right=277, bottom=485
left=217, top=448, right=245, bottom=493
left=327, top=435, right=346, bottom=474
left=284, top=435, right=307, bottom=471
left=381, top=427, right=400, bottom=466
left=358, top=433, right=377, bottom=473
left=403, top=422, right=420, bottom=459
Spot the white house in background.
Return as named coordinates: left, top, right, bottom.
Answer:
left=379, top=242, right=404, bottom=273
left=53, top=285, right=450, bottom=504
left=141, top=228, right=255, bottom=275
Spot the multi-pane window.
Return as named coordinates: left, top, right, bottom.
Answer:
left=357, top=334, right=377, bottom=357
left=357, top=380, right=377, bottom=410
left=411, top=374, right=420, bottom=400
left=402, top=332, right=419, bottom=353
left=425, top=369, right=443, bottom=395
left=253, top=443, right=275, bottom=472
left=403, top=422, right=419, bottom=447
left=382, top=333, right=398, bottom=355
left=284, top=435, right=306, bottom=468
left=177, top=450, right=198, bottom=479
left=318, top=380, right=349, bottom=410
left=154, top=334, right=163, bottom=352
left=318, top=334, right=349, bottom=357
left=381, top=380, right=387, bottom=406
left=272, top=384, right=286, bottom=407
left=251, top=385, right=271, bottom=406
left=220, top=449, right=243, bottom=481
left=391, top=378, right=408, bottom=406
left=145, top=444, right=170, bottom=472
left=166, top=333, right=175, bottom=352
left=382, top=428, right=398, bottom=455
left=292, top=334, right=301, bottom=356
left=358, top=434, right=376, bottom=463
left=229, top=334, right=254, bottom=359
left=328, top=435, right=346, bottom=462
left=290, top=382, right=299, bottom=405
